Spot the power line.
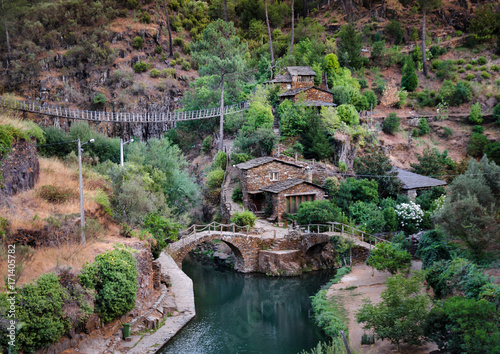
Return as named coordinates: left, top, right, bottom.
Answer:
left=331, top=171, right=500, bottom=179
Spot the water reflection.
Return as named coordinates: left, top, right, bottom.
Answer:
left=160, top=256, right=334, bottom=354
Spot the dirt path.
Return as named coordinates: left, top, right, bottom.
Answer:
left=327, top=262, right=438, bottom=353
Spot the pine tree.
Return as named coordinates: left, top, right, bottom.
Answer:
left=401, top=55, right=418, bottom=92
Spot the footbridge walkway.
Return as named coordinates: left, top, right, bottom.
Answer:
left=0, top=95, right=249, bottom=123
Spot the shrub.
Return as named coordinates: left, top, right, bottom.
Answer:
left=231, top=153, right=253, bottom=164
left=493, top=103, right=500, bottom=123
left=40, top=127, right=72, bottom=158
left=477, top=56, right=487, bottom=65
left=436, top=60, right=457, bottom=80
left=467, top=132, right=489, bottom=157
left=362, top=90, right=378, bottom=108
left=160, top=68, right=175, bottom=78
left=206, top=168, right=225, bottom=190
left=491, top=64, right=500, bottom=72
left=149, top=68, right=160, bottom=78
left=465, top=73, right=475, bottom=81
left=132, top=36, right=144, bottom=49
left=232, top=183, right=243, bottom=203
left=201, top=135, right=213, bottom=153
left=382, top=113, right=400, bottom=135
left=140, top=11, right=151, bottom=24
left=143, top=213, right=181, bottom=257
left=416, top=229, right=450, bottom=269
left=401, top=55, right=418, bottom=92
left=465, top=64, right=472, bottom=70
left=456, top=58, right=466, bottom=65
left=472, top=125, right=484, bottom=134
left=37, top=185, right=76, bottom=203
left=213, top=151, right=227, bottom=170
left=173, top=38, right=184, bottom=46
left=469, top=102, right=483, bottom=124
left=230, top=209, right=257, bottom=228
left=395, top=201, right=424, bottom=235
left=454, top=80, right=472, bottom=104
left=331, top=86, right=352, bottom=105
left=481, top=71, right=490, bottom=79
left=336, top=178, right=379, bottom=212
left=296, top=200, right=341, bottom=225
left=8, top=273, right=70, bottom=353
left=385, top=20, right=404, bottom=44
left=416, top=118, right=430, bottom=136
left=181, top=60, right=191, bottom=70
left=133, top=61, right=147, bottom=73
left=348, top=201, right=386, bottom=233
left=79, top=246, right=138, bottom=323
left=336, top=104, right=359, bottom=125
left=441, top=127, right=454, bottom=139
left=155, top=45, right=162, bottom=54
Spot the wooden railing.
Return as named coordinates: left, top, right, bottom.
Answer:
left=0, top=95, right=249, bottom=123
left=299, top=222, right=388, bottom=246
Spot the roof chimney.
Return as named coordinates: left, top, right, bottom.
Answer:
left=305, top=166, right=312, bottom=183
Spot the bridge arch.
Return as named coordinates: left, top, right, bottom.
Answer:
left=168, top=233, right=264, bottom=273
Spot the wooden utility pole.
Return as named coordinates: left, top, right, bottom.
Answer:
left=289, top=0, right=295, bottom=54
left=219, top=74, right=225, bottom=151
left=1, top=0, right=12, bottom=67
left=224, top=0, right=228, bottom=21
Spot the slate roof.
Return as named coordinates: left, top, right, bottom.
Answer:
left=234, top=157, right=303, bottom=170
left=394, top=168, right=447, bottom=190
left=278, top=86, right=334, bottom=98
left=260, top=178, right=324, bottom=194
left=303, top=100, right=337, bottom=107
left=286, top=66, right=317, bottom=76
left=267, top=73, right=292, bottom=83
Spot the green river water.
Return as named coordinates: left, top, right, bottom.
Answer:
left=160, top=257, right=334, bottom=354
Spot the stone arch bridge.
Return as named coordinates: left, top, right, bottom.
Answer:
left=166, top=223, right=335, bottom=274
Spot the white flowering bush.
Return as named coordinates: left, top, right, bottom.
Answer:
left=395, top=201, right=424, bottom=234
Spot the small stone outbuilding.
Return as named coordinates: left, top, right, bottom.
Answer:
left=260, top=178, right=326, bottom=221
left=235, top=157, right=325, bottom=221
left=394, top=168, right=447, bottom=199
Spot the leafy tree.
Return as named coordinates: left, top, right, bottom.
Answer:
left=469, top=102, right=483, bottom=124
left=416, top=117, right=430, bottom=136
left=401, top=55, right=418, bottom=92
left=418, top=0, right=442, bottom=76
left=385, top=20, right=405, bottom=45
left=354, top=147, right=402, bottom=198
left=367, top=242, right=412, bottom=275
left=233, top=126, right=278, bottom=156
left=144, top=212, right=181, bottom=258
left=416, top=229, right=451, bottom=269
left=278, top=100, right=307, bottom=136
left=336, top=104, right=359, bottom=125
left=493, top=103, right=500, bottom=124
left=79, top=247, right=138, bottom=323
left=485, top=141, right=500, bottom=165
left=468, top=3, right=500, bottom=38
left=337, top=23, right=363, bottom=69
left=382, top=112, right=400, bottom=135
left=348, top=201, right=386, bottom=233
left=296, top=200, right=341, bottom=225
left=410, top=147, right=456, bottom=178
left=467, top=132, right=489, bottom=158
left=301, top=113, right=331, bottom=161
left=336, top=178, right=379, bottom=212
left=434, top=156, right=500, bottom=259
left=356, top=273, right=430, bottom=352
left=415, top=186, right=445, bottom=211
left=424, top=296, right=500, bottom=353
left=191, top=19, right=248, bottom=150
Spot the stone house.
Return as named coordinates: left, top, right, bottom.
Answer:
left=394, top=168, right=447, bottom=199
left=234, top=157, right=326, bottom=221
left=266, top=66, right=335, bottom=107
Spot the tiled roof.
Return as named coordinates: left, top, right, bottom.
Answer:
left=234, top=157, right=303, bottom=170
left=286, top=66, right=317, bottom=76
left=278, top=86, right=334, bottom=97
left=260, top=178, right=324, bottom=194
left=303, top=100, right=337, bottom=107
left=267, top=73, right=292, bottom=83
left=394, top=168, right=447, bottom=189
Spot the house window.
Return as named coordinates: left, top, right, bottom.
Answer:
left=286, top=84, right=291, bottom=90
left=270, top=172, right=279, bottom=181
left=285, top=194, right=315, bottom=214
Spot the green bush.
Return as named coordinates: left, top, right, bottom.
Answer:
left=436, top=60, right=457, bottom=80
left=206, top=168, right=225, bottom=190
left=38, top=185, right=76, bottom=203
left=39, top=127, right=72, bottom=158
left=382, top=113, right=400, bottom=135
left=140, top=12, right=151, bottom=24
left=416, top=229, right=451, bottom=269
left=401, top=56, right=418, bottom=92
left=133, top=61, right=148, bottom=73
left=472, top=125, right=484, bottom=134
left=201, top=135, right=213, bottom=153
left=231, top=152, right=253, bottom=164
left=143, top=213, right=181, bottom=258
left=149, top=68, right=160, bottom=78
left=348, top=201, right=386, bottom=233
left=465, top=73, right=475, bottom=81
left=441, top=127, right=454, bottom=139
left=173, top=38, right=183, bottom=46
left=467, top=132, right=489, bottom=157
left=132, top=36, right=144, bottom=49
left=336, top=178, right=379, bottom=212
left=424, top=296, right=500, bottom=353
left=8, top=273, right=71, bottom=353
left=491, top=64, right=500, bottom=72
left=416, top=118, right=430, bottom=136
left=481, top=71, right=490, bottom=79
left=465, top=64, right=472, bottom=70
left=336, top=104, right=359, bottom=125
left=181, top=60, right=191, bottom=70
left=362, top=90, right=377, bottom=108
left=493, top=103, right=500, bottom=123
left=456, top=58, right=466, bottom=65
left=213, top=151, right=227, bottom=170
left=230, top=209, right=257, bottom=227
left=160, top=68, right=175, bottom=78
left=155, top=45, right=162, bottom=54
left=385, top=20, right=404, bottom=45
left=296, top=200, right=341, bottom=225
left=469, top=102, right=483, bottom=124
left=477, top=56, right=487, bottom=65
left=454, top=80, right=472, bottom=104
left=232, top=183, right=243, bottom=203
left=79, top=247, right=138, bottom=323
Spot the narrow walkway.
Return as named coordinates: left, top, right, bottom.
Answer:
left=128, top=252, right=195, bottom=354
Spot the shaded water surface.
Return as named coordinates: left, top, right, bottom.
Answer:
left=160, top=257, right=334, bottom=354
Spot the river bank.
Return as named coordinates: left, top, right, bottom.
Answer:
left=327, top=261, right=438, bottom=353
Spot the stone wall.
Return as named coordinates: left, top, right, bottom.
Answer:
left=240, top=161, right=304, bottom=208
left=273, top=182, right=326, bottom=221
left=0, top=139, right=39, bottom=201
left=303, top=88, right=333, bottom=102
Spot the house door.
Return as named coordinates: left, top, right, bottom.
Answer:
left=285, top=194, right=315, bottom=214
